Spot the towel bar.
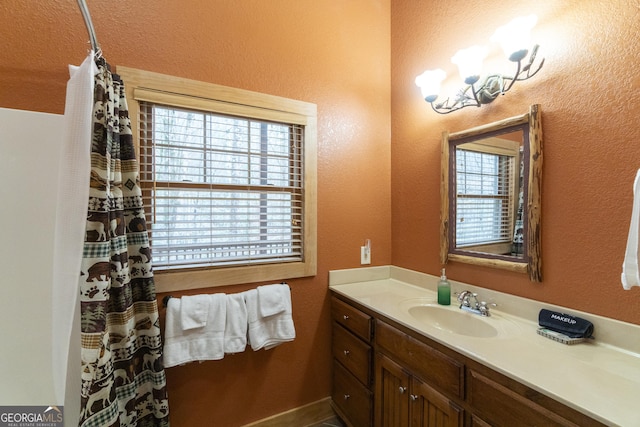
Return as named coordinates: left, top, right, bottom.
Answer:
left=161, top=282, right=290, bottom=307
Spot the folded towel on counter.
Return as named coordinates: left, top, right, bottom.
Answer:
left=163, top=293, right=227, bottom=367
left=622, top=169, right=640, bottom=290
left=224, top=293, right=248, bottom=354
left=257, top=284, right=288, bottom=317
left=245, top=287, right=295, bottom=351
left=538, top=309, right=594, bottom=339
left=180, top=294, right=210, bottom=330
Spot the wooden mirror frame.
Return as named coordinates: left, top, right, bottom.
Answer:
left=440, top=104, right=543, bottom=282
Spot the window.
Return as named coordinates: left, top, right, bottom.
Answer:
left=118, top=67, right=317, bottom=292
left=453, top=136, right=520, bottom=255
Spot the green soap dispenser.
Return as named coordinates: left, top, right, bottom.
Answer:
left=437, top=268, right=451, bottom=305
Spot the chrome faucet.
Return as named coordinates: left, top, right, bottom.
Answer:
left=456, top=291, right=496, bottom=317
left=457, top=290, right=478, bottom=308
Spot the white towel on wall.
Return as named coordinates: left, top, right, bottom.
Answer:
left=257, top=284, right=288, bottom=317
left=245, top=287, right=296, bottom=351
left=180, top=294, right=210, bottom=330
left=622, top=169, right=640, bottom=289
left=224, top=293, right=248, bottom=354
left=163, top=294, right=227, bottom=367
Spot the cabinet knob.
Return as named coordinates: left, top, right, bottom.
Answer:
left=344, top=394, right=350, bottom=400
left=343, top=314, right=349, bottom=320
left=410, top=394, right=418, bottom=401
left=399, top=386, right=407, bottom=394
left=343, top=350, right=350, bottom=356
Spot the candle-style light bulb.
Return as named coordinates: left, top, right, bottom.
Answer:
left=451, top=46, right=488, bottom=85
left=415, top=69, right=447, bottom=103
left=491, top=15, right=538, bottom=62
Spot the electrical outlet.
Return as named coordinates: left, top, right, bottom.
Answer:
left=360, top=246, right=371, bottom=264
left=361, top=241, right=371, bottom=265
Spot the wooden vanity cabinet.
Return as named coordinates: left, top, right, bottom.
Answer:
left=376, top=352, right=462, bottom=427
left=331, top=293, right=607, bottom=427
left=411, top=374, right=463, bottom=427
left=375, top=320, right=463, bottom=399
left=465, top=367, right=605, bottom=427
left=375, top=353, right=410, bottom=426
left=331, top=296, right=374, bottom=426
left=375, top=320, right=463, bottom=427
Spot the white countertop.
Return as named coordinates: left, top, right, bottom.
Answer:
left=329, top=266, right=640, bottom=427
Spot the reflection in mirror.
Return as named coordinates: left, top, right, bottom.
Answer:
left=441, top=105, right=542, bottom=281
left=455, top=129, right=524, bottom=258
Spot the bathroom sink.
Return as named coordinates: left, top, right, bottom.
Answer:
left=407, top=304, right=498, bottom=338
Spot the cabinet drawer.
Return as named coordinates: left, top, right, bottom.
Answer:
left=333, top=359, right=373, bottom=427
left=332, top=296, right=372, bottom=341
left=376, top=320, right=463, bottom=399
left=467, top=369, right=592, bottom=427
left=333, top=322, right=372, bottom=386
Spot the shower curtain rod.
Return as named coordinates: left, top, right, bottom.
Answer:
left=76, top=0, right=100, bottom=54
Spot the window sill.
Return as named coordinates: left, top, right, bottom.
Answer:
left=153, top=261, right=316, bottom=293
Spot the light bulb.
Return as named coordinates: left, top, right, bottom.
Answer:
left=491, top=15, right=538, bottom=62
left=451, top=46, right=487, bottom=85
left=415, top=69, right=446, bottom=102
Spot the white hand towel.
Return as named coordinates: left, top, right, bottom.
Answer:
left=163, top=294, right=227, bottom=367
left=180, top=294, right=210, bottom=330
left=224, top=293, right=248, bottom=354
left=245, top=288, right=295, bottom=351
left=622, top=169, right=640, bottom=290
left=257, top=284, right=288, bottom=317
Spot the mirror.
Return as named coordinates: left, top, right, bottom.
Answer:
left=440, top=104, right=543, bottom=281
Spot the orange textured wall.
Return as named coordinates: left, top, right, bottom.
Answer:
left=391, top=0, right=640, bottom=324
left=0, top=1, right=391, bottom=425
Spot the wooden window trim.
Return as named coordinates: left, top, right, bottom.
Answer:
left=117, top=66, right=317, bottom=292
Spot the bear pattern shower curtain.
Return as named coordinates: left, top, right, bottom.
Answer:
left=79, top=58, right=169, bottom=427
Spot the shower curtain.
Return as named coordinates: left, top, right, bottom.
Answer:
left=79, top=58, right=169, bottom=427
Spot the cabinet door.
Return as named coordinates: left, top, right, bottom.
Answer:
left=468, top=415, right=492, bottom=427
left=375, top=353, right=410, bottom=427
left=410, top=377, right=463, bottom=427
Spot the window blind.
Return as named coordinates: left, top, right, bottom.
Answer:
left=139, top=103, right=304, bottom=271
left=455, top=149, right=514, bottom=247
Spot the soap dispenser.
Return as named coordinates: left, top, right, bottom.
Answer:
left=437, top=268, right=451, bottom=305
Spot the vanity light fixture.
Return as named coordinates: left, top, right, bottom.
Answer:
left=415, top=15, right=544, bottom=114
